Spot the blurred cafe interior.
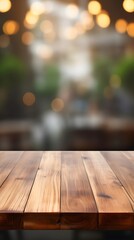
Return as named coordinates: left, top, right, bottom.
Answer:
left=0, top=0, right=134, bottom=150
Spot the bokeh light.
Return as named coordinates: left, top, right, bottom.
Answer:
left=115, top=19, right=127, bottom=33
left=123, top=0, right=134, bottom=13
left=66, top=4, right=79, bottom=19
left=30, top=1, right=45, bottom=15
left=51, top=98, right=64, bottom=112
left=127, top=22, right=134, bottom=37
left=23, top=92, right=36, bottom=106
left=0, top=34, right=10, bottom=48
left=24, top=20, right=35, bottom=29
left=25, top=11, right=39, bottom=26
left=22, top=31, right=34, bottom=45
left=0, top=0, right=134, bottom=152
left=96, top=11, right=111, bottom=28
left=88, top=1, right=101, bottom=15
left=3, top=20, right=19, bottom=35
left=0, top=0, right=11, bottom=13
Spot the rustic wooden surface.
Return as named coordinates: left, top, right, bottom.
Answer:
left=0, top=151, right=133, bottom=230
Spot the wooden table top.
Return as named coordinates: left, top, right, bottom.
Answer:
left=0, top=151, right=134, bottom=230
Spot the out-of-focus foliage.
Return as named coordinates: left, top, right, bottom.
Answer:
left=0, top=54, right=26, bottom=88
left=93, top=57, right=114, bottom=97
left=115, top=56, right=134, bottom=95
left=35, top=63, right=60, bottom=97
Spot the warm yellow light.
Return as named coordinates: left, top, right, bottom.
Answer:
left=123, top=0, right=134, bottom=13
left=3, top=20, right=19, bottom=35
left=66, top=4, right=79, bottom=19
left=88, top=1, right=101, bottom=15
left=63, top=26, right=78, bottom=40
left=115, top=19, right=127, bottom=33
left=0, top=34, right=10, bottom=48
left=30, top=1, right=45, bottom=15
left=25, top=11, right=39, bottom=25
left=22, top=32, right=34, bottom=45
left=24, top=20, right=35, bottom=29
left=127, top=22, right=134, bottom=37
left=51, top=98, right=64, bottom=112
left=96, top=11, right=110, bottom=28
left=23, top=92, right=36, bottom=106
left=40, top=20, right=54, bottom=34
left=0, top=0, right=11, bottom=13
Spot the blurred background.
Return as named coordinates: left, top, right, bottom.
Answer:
left=0, top=1, right=134, bottom=239
left=0, top=0, right=134, bottom=150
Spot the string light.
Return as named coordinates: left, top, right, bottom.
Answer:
left=127, top=22, right=134, bottom=37
left=0, top=0, right=11, bottom=13
left=88, top=1, right=101, bottom=15
left=123, top=0, right=134, bottom=13
left=3, top=20, right=19, bottom=35
left=96, top=11, right=111, bottom=28
left=25, top=11, right=39, bottom=25
left=115, top=19, right=127, bottom=33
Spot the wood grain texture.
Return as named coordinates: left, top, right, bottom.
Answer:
left=0, top=151, right=43, bottom=229
left=24, top=151, right=61, bottom=229
left=0, top=151, right=134, bottom=230
left=122, top=151, right=134, bottom=163
left=83, top=151, right=134, bottom=229
left=60, top=151, right=97, bottom=229
left=101, top=151, right=134, bottom=209
left=0, top=151, right=23, bottom=187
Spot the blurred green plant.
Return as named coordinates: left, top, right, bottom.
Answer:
left=0, top=54, right=26, bottom=118
left=0, top=54, right=26, bottom=88
left=35, top=63, right=60, bottom=97
left=93, top=56, right=114, bottom=99
left=115, top=56, right=134, bottom=96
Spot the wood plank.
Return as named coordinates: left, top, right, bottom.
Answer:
left=83, top=151, right=133, bottom=230
left=0, top=151, right=23, bottom=187
left=122, top=151, right=134, bottom=162
left=24, top=151, right=61, bottom=230
left=60, top=151, right=97, bottom=229
left=101, top=151, right=134, bottom=209
left=0, top=151, right=43, bottom=229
